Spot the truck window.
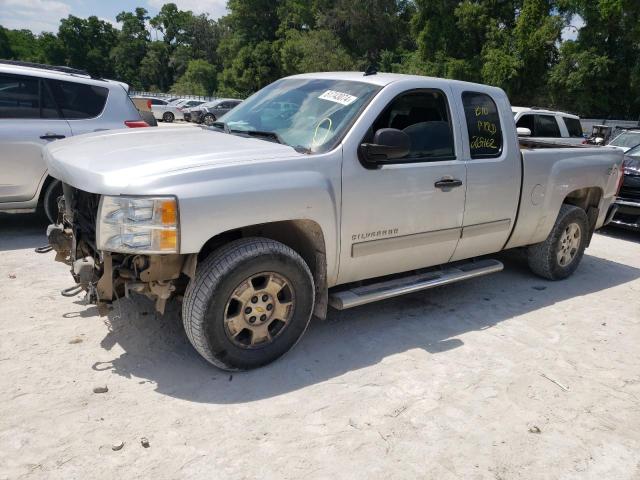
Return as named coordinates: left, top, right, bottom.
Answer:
left=462, top=91, right=503, bottom=158
left=534, top=115, right=561, bottom=137
left=563, top=117, right=583, bottom=138
left=46, top=79, right=108, bottom=119
left=369, top=89, right=455, bottom=161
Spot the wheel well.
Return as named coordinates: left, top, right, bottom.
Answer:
left=563, top=187, right=602, bottom=211
left=563, top=187, right=603, bottom=245
left=198, top=220, right=329, bottom=319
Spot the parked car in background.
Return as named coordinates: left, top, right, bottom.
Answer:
left=513, top=107, right=585, bottom=144
left=611, top=144, right=640, bottom=229
left=607, top=128, right=640, bottom=152
left=45, top=72, right=623, bottom=370
left=188, top=99, right=242, bottom=125
left=0, top=60, right=149, bottom=223
left=151, top=99, right=205, bottom=123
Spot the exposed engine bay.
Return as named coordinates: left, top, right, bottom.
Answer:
left=47, top=184, right=195, bottom=314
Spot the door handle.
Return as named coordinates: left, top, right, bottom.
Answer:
left=434, top=178, right=463, bottom=189
left=40, top=133, right=66, bottom=140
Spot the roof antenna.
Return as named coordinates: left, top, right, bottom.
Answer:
left=363, top=65, right=378, bottom=76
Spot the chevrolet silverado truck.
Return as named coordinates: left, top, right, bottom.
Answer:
left=44, top=72, right=624, bottom=371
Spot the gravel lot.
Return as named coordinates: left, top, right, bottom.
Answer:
left=1, top=212, right=639, bottom=480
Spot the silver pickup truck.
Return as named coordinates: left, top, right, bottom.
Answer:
left=44, top=72, right=624, bottom=370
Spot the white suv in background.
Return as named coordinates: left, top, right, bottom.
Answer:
left=513, top=107, right=585, bottom=144
left=0, top=60, right=148, bottom=222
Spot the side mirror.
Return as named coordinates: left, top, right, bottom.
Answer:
left=517, top=127, right=532, bottom=137
left=359, top=128, right=411, bottom=166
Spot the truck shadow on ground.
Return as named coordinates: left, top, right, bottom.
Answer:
left=85, top=248, right=640, bottom=404
left=0, top=212, right=49, bottom=252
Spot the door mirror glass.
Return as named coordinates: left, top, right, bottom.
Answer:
left=517, top=127, right=532, bottom=137
left=360, top=128, right=411, bottom=165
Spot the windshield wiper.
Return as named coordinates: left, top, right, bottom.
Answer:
left=230, top=129, right=284, bottom=145
left=211, top=120, right=230, bottom=133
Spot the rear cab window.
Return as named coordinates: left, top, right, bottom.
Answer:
left=462, top=92, right=503, bottom=158
left=563, top=116, right=583, bottom=138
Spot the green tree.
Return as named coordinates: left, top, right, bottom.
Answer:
left=111, top=8, right=150, bottom=87
left=170, top=59, right=217, bottom=95
left=140, top=41, right=171, bottom=90
left=57, top=15, right=118, bottom=76
left=0, top=26, right=15, bottom=58
left=549, top=0, right=640, bottom=116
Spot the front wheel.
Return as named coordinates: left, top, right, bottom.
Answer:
left=182, top=238, right=315, bottom=371
left=202, top=113, right=216, bottom=126
left=527, top=204, right=589, bottom=280
left=163, top=112, right=175, bottom=123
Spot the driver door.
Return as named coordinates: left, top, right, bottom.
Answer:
left=337, top=85, right=467, bottom=284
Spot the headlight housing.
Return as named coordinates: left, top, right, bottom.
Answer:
left=97, top=196, right=179, bottom=254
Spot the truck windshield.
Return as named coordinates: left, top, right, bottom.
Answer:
left=219, top=78, right=381, bottom=153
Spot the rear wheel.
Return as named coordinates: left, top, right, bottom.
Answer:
left=202, top=113, right=216, bottom=126
left=43, top=180, right=63, bottom=224
left=527, top=204, right=589, bottom=280
left=183, top=238, right=315, bottom=370
left=163, top=112, right=175, bottom=123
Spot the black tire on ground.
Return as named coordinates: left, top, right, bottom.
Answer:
left=202, top=113, right=216, bottom=126
left=43, top=179, right=63, bottom=224
left=163, top=112, right=175, bottom=123
left=527, top=204, right=589, bottom=280
left=182, top=238, right=315, bottom=371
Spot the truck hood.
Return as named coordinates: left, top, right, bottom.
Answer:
left=46, top=126, right=302, bottom=194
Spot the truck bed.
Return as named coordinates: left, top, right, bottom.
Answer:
left=506, top=142, right=623, bottom=250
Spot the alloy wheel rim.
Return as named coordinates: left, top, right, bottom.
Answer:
left=557, top=222, right=581, bottom=267
left=223, top=272, right=295, bottom=349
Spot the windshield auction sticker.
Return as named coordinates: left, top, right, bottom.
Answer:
left=318, top=90, right=358, bottom=106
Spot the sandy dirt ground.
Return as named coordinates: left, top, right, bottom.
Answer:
left=1, top=212, right=639, bottom=480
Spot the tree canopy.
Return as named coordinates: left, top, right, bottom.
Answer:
left=0, top=0, right=638, bottom=118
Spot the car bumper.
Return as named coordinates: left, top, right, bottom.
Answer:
left=611, top=198, right=640, bottom=230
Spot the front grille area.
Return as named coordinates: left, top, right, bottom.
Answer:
left=619, top=175, right=640, bottom=202
left=619, top=186, right=640, bottom=202
left=66, top=186, right=100, bottom=254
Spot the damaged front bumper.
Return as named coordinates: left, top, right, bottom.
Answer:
left=46, top=186, right=196, bottom=314
left=48, top=224, right=196, bottom=313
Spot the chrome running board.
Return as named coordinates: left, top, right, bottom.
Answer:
left=328, top=259, right=504, bottom=310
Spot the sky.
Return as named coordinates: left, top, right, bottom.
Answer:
left=0, top=0, right=228, bottom=33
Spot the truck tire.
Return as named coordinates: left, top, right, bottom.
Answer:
left=163, top=112, right=175, bottom=123
left=182, top=238, right=315, bottom=370
left=43, top=179, right=63, bottom=224
left=527, top=204, right=589, bottom=280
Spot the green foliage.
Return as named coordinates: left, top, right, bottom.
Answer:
left=0, top=0, right=638, bottom=118
left=170, top=59, right=217, bottom=95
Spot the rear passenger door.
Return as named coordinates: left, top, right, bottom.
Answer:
left=449, top=89, right=521, bottom=261
left=339, top=85, right=467, bottom=284
left=0, top=73, right=71, bottom=203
